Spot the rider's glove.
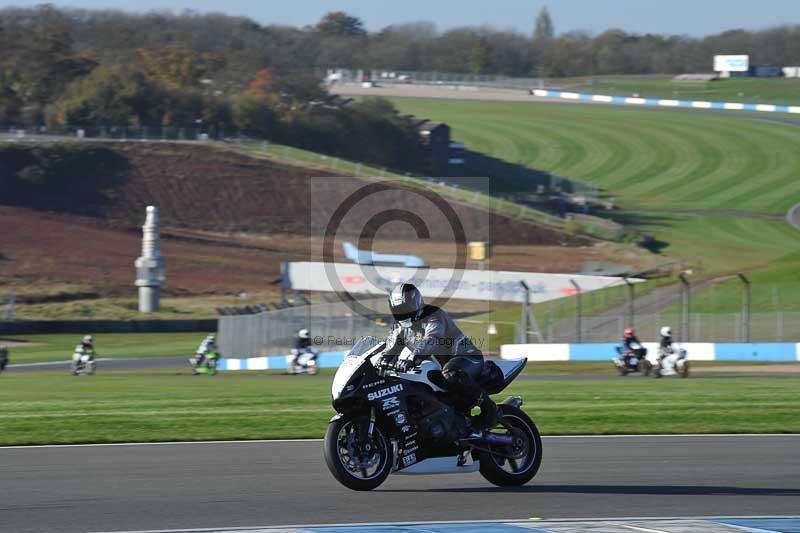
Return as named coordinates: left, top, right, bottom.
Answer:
left=396, top=357, right=417, bottom=373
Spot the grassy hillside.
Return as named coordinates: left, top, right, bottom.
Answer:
left=553, top=76, right=800, bottom=106
left=386, top=97, right=800, bottom=313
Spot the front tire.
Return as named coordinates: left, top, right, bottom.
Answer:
left=324, top=415, right=393, bottom=491
left=476, top=406, right=542, bottom=487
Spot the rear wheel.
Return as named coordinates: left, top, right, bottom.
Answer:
left=639, top=359, right=652, bottom=376
left=679, top=361, right=690, bottom=378
left=476, top=406, right=542, bottom=487
left=324, top=415, right=392, bottom=491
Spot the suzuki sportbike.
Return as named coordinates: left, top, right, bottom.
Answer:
left=324, top=336, right=542, bottom=491
left=654, top=347, right=689, bottom=378
left=613, top=342, right=652, bottom=376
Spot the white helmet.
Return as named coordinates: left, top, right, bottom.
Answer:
left=660, top=326, right=672, bottom=337
left=82, top=335, right=93, bottom=344
left=298, top=329, right=310, bottom=339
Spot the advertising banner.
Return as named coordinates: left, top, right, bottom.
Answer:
left=283, top=261, right=639, bottom=304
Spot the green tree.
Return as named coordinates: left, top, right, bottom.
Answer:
left=231, top=95, right=278, bottom=138
left=316, top=12, right=366, bottom=37
left=533, top=7, right=554, bottom=40
left=470, top=36, right=493, bottom=74
left=53, top=65, right=159, bottom=127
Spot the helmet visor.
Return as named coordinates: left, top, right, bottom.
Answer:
left=391, top=301, right=417, bottom=328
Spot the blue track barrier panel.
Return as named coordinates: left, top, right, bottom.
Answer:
left=568, top=343, right=618, bottom=361
left=714, top=343, right=798, bottom=362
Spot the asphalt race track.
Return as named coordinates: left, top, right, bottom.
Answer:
left=1, top=435, right=798, bottom=533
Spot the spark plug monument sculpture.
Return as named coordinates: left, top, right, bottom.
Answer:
left=135, top=206, right=166, bottom=313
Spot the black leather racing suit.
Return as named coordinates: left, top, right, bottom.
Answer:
left=384, top=305, right=481, bottom=365
left=383, top=305, right=497, bottom=429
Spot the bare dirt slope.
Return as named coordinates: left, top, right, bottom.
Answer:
left=0, top=142, right=649, bottom=302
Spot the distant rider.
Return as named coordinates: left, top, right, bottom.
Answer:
left=193, top=333, right=218, bottom=367
left=658, top=326, right=674, bottom=362
left=621, top=326, right=643, bottom=363
left=383, top=283, right=500, bottom=432
left=0, top=345, right=8, bottom=372
left=73, top=335, right=96, bottom=365
left=290, top=329, right=318, bottom=370
left=658, top=326, right=674, bottom=357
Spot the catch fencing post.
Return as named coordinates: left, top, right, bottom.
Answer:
left=679, top=272, right=691, bottom=342
left=625, top=278, right=635, bottom=327
left=519, top=281, right=530, bottom=343
left=570, top=279, right=582, bottom=343
left=737, top=273, right=751, bottom=343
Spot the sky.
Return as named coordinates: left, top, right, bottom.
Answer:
left=2, top=0, right=799, bottom=36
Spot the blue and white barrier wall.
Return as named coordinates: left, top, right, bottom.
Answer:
left=218, top=351, right=347, bottom=371
left=531, top=89, right=800, bottom=115
left=501, top=342, right=800, bottom=362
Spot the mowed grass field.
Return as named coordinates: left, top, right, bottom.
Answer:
left=0, top=371, right=797, bottom=445
left=555, top=76, right=800, bottom=106
left=387, top=97, right=800, bottom=310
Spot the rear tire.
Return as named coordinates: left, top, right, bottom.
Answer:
left=680, top=361, right=690, bottom=378
left=324, top=415, right=392, bottom=491
left=639, top=359, right=652, bottom=376
left=476, top=406, right=542, bottom=487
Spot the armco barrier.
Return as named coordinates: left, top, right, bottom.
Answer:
left=218, top=351, right=347, bottom=371
left=501, top=342, right=800, bottom=362
left=530, top=89, right=800, bottom=115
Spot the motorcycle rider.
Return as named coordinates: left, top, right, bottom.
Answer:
left=73, top=335, right=96, bottom=369
left=290, top=328, right=318, bottom=371
left=0, top=345, right=8, bottom=372
left=659, top=327, right=673, bottom=353
left=383, top=283, right=499, bottom=432
left=193, top=333, right=217, bottom=367
left=658, top=326, right=674, bottom=366
left=620, top=326, right=643, bottom=365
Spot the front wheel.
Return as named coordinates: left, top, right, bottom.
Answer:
left=324, top=415, right=393, bottom=491
left=476, top=406, right=542, bottom=487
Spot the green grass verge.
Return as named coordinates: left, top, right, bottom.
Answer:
left=0, top=371, right=796, bottom=445
left=3, top=333, right=202, bottom=364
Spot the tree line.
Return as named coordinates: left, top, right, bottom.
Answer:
left=2, top=5, right=799, bottom=167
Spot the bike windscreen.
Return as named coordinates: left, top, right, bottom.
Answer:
left=331, top=336, right=385, bottom=400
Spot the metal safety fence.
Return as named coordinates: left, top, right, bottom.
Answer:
left=218, top=301, right=386, bottom=359
left=543, top=311, right=800, bottom=344
left=217, top=301, right=520, bottom=358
